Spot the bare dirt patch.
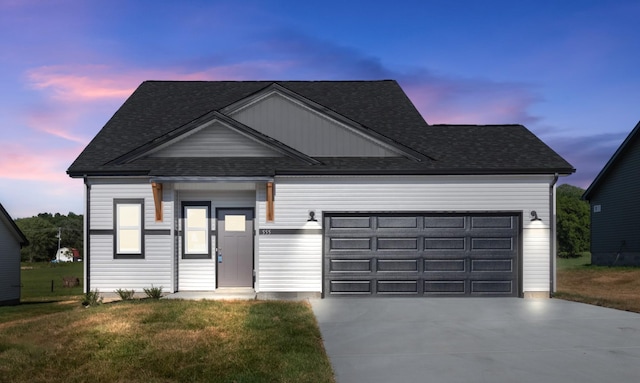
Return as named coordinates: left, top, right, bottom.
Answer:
left=556, top=267, right=640, bottom=313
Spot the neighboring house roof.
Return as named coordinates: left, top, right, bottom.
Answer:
left=583, top=120, right=640, bottom=200
left=0, top=203, right=28, bottom=246
left=68, top=80, right=575, bottom=178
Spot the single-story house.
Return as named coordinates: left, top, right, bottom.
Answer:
left=583, top=120, right=640, bottom=266
left=0, top=203, right=28, bottom=305
left=68, top=80, right=574, bottom=298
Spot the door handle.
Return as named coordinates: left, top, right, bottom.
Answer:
left=217, top=251, right=223, bottom=263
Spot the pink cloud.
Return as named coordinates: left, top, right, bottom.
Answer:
left=22, top=62, right=297, bottom=143
left=402, top=79, right=540, bottom=126
left=24, top=107, right=90, bottom=144
left=27, top=65, right=137, bottom=102
left=0, top=142, right=80, bottom=182
left=25, top=61, right=297, bottom=104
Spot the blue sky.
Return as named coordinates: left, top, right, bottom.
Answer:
left=1, top=0, right=639, bottom=217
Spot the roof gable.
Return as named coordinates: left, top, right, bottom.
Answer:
left=225, top=86, right=406, bottom=158
left=583, top=120, right=640, bottom=200
left=115, top=111, right=319, bottom=165
left=148, top=120, right=285, bottom=158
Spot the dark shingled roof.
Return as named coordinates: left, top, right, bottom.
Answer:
left=583, top=120, right=640, bottom=200
left=68, top=80, right=575, bottom=177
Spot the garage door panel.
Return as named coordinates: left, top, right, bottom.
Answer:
left=330, top=259, right=372, bottom=273
left=329, top=237, right=372, bottom=250
left=471, top=237, right=513, bottom=250
left=377, top=237, right=419, bottom=250
left=330, top=280, right=372, bottom=294
left=424, top=259, right=466, bottom=272
left=424, top=216, right=466, bottom=228
left=324, top=213, right=520, bottom=297
left=471, top=259, right=513, bottom=272
left=378, top=216, right=419, bottom=229
left=377, top=259, right=419, bottom=272
left=471, top=280, right=513, bottom=294
left=471, top=216, right=514, bottom=229
left=377, top=280, right=419, bottom=294
left=424, top=280, right=466, bottom=294
left=424, top=238, right=466, bottom=249
left=329, top=216, right=372, bottom=229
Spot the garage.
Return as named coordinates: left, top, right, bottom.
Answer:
left=323, top=212, right=521, bottom=297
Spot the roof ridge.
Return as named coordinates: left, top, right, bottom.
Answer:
left=429, top=124, right=525, bottom=127
left=141, top=79, right=396, bottom=84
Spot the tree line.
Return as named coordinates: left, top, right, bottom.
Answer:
left=15, top=212, right=83, bottom=262
left=556, top=184, right=590, bottom=257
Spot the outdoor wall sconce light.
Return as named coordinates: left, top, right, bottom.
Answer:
left=307, top=210, right=318, bottom=222
left=530, top=210, right=542, bottom=221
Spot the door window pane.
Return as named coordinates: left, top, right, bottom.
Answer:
left=225, top=215, right=246, bottom=232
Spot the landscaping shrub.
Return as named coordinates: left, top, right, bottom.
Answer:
left=81, top=289, right=103, bottom=307
left=115, top=288, right=136, bottom=300
left=143, top=285, right=163, bottom=299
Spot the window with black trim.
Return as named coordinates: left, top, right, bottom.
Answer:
left=114, top=199, right=144, bottom=259
left=182, top=202, right=211, bottom=259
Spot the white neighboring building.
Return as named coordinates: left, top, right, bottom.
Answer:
left=54, top=247, right=78, bottom=262
left=67, top=80, right=575, bottom=299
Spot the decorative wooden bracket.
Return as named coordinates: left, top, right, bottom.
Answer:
left=266, top=182, right=274, bottom=222
left=151, top=182, right=163, bottom=222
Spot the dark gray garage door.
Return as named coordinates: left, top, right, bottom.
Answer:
left=323, top=213, right=520, bottom=297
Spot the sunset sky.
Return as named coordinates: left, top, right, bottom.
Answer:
left=1, top=0, right=639, bottom=218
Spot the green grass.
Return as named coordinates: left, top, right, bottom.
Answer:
left=0, top=299, right=335, bottom=383
left=556, top=252, right=591, bottom=270
left=0, top=301, right=79, bottom=324
left=20, top=261, right=83, bottom=302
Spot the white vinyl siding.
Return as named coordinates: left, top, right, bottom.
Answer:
left=89, top=234, right=173, bottom=291
left=231, top=92, right=399, bottom=157
left=256, top=175, right=557, bottom=295
left=257, top=234, right=322, bottom=292
left=87, top=180, right=174, bottom=292
left=86, top=175, right=557, bottom=296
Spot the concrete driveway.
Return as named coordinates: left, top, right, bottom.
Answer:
left=310, top=298, right=640, bottom=383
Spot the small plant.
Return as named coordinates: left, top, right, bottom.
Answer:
left=115, top=288, right=136, bottom=300
left=82, top=289, right=103, bottom=307
left=143, top=285, right=163, bottom=299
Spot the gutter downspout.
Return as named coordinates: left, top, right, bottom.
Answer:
left=84, top=178, right=90, bottom=294
left=550, top=173, right=559, bottom=295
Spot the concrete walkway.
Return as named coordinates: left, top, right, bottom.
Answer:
left=164, top=288, right=256, bottom=300
left=311, top=298, right=640, bottom=383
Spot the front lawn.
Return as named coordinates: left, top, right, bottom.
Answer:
left=555, top=253, right=640, bottom=313
left=0, top=299, right=335, bottom=383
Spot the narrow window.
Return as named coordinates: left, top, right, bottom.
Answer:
left=183, top=202, right=211, bottom=259
left=114, top=199, right=144, bottom=259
